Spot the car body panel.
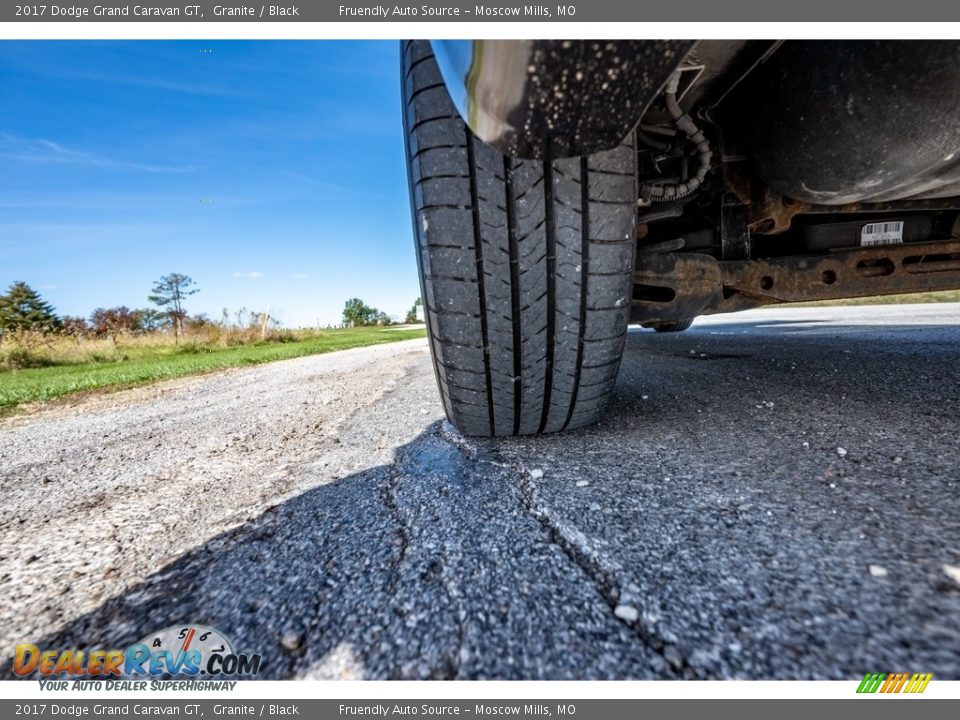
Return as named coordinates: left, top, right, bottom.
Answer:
left=430, top=39, right=695, bottom=159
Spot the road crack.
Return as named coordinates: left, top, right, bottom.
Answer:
left=433, top=424, right=692, bottom=677
left=380, top=466, right=410, bottom=594
left=380, top=423, right=466, bottom=679
left=511, top=460, right=702, bottom=678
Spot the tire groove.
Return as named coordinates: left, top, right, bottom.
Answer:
left=408, top=81, right=447, bottom=101
left=408, top=115, right=462, bottom=135
left=404, top=52, right=434, bottom=79
left=505, top=156, right=523, bottom=436
left=562, top=157, right=590, bottom=431
left=423, top=274, right=477, bottom=283
left=415, top=174, right=471, bottom=184
left=410, top=144, right=468, bottom=160
left=467, top=133, right=496, bottom=437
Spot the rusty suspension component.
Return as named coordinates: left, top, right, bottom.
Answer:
left=631, top=240, right=960, bottom=327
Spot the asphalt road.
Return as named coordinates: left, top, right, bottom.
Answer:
left=2, top=304, right=959, bottom=680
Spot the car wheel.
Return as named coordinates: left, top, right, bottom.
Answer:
left=402, top=40, right=637, bottom=436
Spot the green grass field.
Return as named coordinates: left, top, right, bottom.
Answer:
left=790, top=289, right=960, bottom=307
left=0, top=326, right=426, bottom=412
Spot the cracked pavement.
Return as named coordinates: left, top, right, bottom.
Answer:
left=2, top=304, right=959, bottom=679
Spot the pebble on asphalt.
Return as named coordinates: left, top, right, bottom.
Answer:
left=944, top=564, right=960, bottom=586
left=614, top=605, right=640, bottom=623
left=281, top=630, right=305, bottom=652
left=869, top=565, right=889, bottom=578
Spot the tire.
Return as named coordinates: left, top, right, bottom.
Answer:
left=653, top=318, right=694, bottom=333
left=402, top=41, right=637, bottom=437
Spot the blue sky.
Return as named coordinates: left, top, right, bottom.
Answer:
left=0, top=41, right=421, bottom=327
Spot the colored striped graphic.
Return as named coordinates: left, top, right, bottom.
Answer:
left=857, top=672, right=933, bottom=694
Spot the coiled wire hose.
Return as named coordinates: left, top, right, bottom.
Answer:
left=644, top=72, right=713, bottom=203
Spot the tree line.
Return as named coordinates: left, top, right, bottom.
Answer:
left=0, top=276, right=424, bottom=342
left=340, top=297, right=423, bottom=326
left=0, top=274, right=199, bottom=344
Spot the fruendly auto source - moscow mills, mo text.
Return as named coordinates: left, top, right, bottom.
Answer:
left=338, top=5, right=573, bottom=17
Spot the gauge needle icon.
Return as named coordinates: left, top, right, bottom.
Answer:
left=180, top=628, right=196, bottom=653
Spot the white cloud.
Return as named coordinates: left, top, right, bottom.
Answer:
left=232, top=271, right=265, bottom=279
left=0, top=134, right=201, bottom=174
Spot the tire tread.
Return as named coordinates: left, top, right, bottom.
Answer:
left=402, top=41, right=635, bottom=436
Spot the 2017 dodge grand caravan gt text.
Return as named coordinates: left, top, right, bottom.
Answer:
left=401, top=40, right=960, bottom=437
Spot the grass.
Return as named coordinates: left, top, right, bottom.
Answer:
left=789, top=288, right=960, bottom=308
left=0, top=326, right=426, bottom=412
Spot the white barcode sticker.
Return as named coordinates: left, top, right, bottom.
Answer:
left=860, top=221, right=904, bottom=247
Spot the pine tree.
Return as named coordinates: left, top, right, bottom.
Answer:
left=148, top=273, right=199, bottom=344
left=0, top=282, right=61, bottom=334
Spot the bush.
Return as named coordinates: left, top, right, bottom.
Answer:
left=1, top=346, right=55, bottom=370
left=271, top=330, right=299, bottom=343
left=88, top=352, right=118, bottom=364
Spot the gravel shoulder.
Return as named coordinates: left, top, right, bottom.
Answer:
left=0, top=338, right=439, bottom=666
